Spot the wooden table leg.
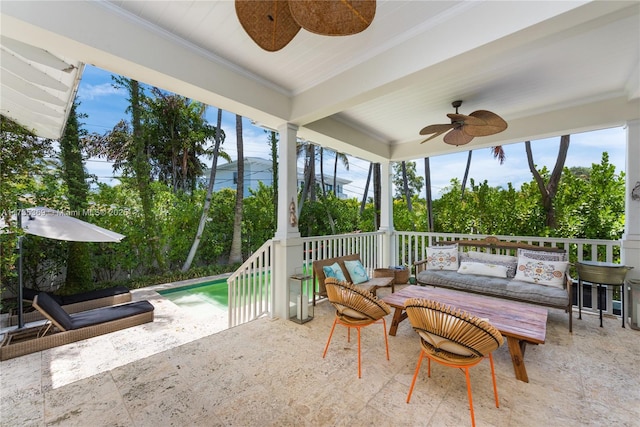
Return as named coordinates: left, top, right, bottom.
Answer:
left=388, top=307, right=407, bottom=336
left=506, top=336, right=529, bottom=383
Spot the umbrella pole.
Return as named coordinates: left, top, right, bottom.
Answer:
left=17, top=205, right=24, bottom=329
left=17, top=236, right=24, bottom=329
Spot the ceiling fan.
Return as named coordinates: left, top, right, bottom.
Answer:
left=235, top=0, right=376, bottom=52
left=419, top=100, right=508, bottom=146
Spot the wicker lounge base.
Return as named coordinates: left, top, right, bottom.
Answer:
left=1, top=294, right=154, bottom=361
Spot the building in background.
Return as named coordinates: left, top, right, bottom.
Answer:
left=206, top=157, right=351, bottom=199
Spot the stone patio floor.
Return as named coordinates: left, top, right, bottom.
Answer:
left=1, top=279, right=639, bottom=426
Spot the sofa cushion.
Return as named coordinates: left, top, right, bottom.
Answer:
left=515, top=257, right=568, bottom=288
left=416, top=269, right=569, bottom=308
left=426, top=244, right=459, bottom=271
left=323, top=262, right=347, bottom=282
left=344, top=259, right=369, bottom=284
left=458, top=261, right=508, bottom=278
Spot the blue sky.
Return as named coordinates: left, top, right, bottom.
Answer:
left=76, top=65, right=626, bottom=200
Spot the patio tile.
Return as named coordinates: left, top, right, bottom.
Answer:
left=1, top=284, right=639, bottom=426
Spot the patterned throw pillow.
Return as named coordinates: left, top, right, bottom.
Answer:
left=458, top=261, right=508, bottom=278
left=517, top=248, right=567, bottom=262
left=343, top=260, right=370, bottom=284
left=426, top=245, right=459, bottom=271
left=323, top=262, right=346, bottom=282
left=514, top=257, right=569, bottom=288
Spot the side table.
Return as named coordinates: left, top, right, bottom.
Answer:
left=577, top=261, right=633, bottom=328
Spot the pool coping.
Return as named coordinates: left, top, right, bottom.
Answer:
left=140, top=273, right=233, bottom=294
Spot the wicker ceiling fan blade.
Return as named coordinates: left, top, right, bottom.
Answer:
left=443, top=128, right=474, bottom=146
left=419, top=123, right=454, bottom=136
left=419, top=129, right=450, bottom=144
left=463, top=110, right=508, bottom=136
left=289, top=0, right=376, bottom=36
left=236, top=0, right=301, bottom=51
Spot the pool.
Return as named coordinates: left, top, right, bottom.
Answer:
left=159, top=279, right=228, bottom=311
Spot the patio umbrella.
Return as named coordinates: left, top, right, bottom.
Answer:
left=1, top=206, right=125, bottom=328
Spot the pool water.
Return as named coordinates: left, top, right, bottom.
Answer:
left=159, top=279, right=228, bottom=311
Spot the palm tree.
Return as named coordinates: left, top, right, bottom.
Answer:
left=424, top=157, right=434, bottom=232
left=461, top=146, right=506, bottom=199
left=182, top=108, right=224, bottom=271
left=333, top=151, right=349, bottom=196
left=229, top=115, right=244, bottom=264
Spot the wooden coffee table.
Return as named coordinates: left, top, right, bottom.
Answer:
left=382, top=285, right=548, bottom=383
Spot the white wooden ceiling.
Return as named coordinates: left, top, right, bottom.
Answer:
left=1, top=0, right=638, bottom=162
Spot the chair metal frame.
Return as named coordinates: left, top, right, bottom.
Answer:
left=405, top=298, right=503, bottom=427
left=322, top=278, right=391, bottom=378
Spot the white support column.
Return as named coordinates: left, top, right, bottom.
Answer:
left=379, top=160, right=394, bottom=268
left=273, top=123, right=303, bottom=320
left=622, top=119, right=640, bottom=280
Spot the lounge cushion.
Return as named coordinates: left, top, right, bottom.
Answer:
left=22, top=286, right=130, bottom=305
left=36, top=292, right=154, bottom=331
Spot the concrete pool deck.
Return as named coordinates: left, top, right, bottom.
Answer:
left=1, top=281, right=639, bottom=426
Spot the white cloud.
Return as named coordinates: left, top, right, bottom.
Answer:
left=78, top=83, right=124, bottom=101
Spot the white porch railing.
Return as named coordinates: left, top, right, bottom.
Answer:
left=301, top=231, right=386, bottom=277
left=226, top=232, right=625, bottom=328
left=227, top=239, right=274, bottom=327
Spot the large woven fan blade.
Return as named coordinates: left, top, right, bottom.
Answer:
left=289, top=0, right=376, bottom=36
left=419, top=123, right=453, bottom=136
left=419, top=123, right=454, bottom=144
left=463, top=110, right=508, bottom=136
left=236, top=0, right=301, bottom=51
left=444, top=128, right=474, bottom=146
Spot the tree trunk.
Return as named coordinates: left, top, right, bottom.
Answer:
left=229, top=115, right=244, bottom=264
left=360, top=163, right=373, bottom=215
left=461, top=150, right=472, bottom=199
left=269, top=131, right=278, bottom=227
left=319, top=148, right=336, bottom=234
left=130, top=79, right=165, bottom=271
left=401, top=161, right=413, bottom=212
left=374, top=163, right=381, bottom=230
left=182, top=109, right=223, bottom=271
left=424, top=157, right=434, bottom=232
left=333, top=152, right=338, bottom=196
left=525, top=135, right=570, bottom=228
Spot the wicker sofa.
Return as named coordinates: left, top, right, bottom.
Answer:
left=414, top=236, right=573, bottom=332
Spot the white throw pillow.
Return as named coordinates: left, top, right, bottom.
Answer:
left=515, top=257, right=569, bottom=288
left=458, top=261, right=508, bottom=278
left=344, top=260, right=370, bottom=284
left=426, top=245, right=459, bottom=271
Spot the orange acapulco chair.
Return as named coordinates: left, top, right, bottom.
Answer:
left=322, top=277, right=391, bottom=378
left=405, top=298, right=504, bottom=427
